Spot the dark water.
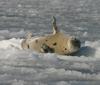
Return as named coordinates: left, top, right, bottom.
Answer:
left=0, top=0, right=100, bottom=41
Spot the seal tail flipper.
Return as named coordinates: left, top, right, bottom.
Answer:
left=52, top=16, right=59, bottom=34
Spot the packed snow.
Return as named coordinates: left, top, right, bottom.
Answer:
left=0, top=30, right=100, bottom=85
left=0, top=0, right=100, bottom=85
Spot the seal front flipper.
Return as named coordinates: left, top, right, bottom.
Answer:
left=52, top=16, right=59, bottom=34
left=41, top=44, right=54, bottom=53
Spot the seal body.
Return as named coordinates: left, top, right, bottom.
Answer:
left=21, top=17, right=81, bottom=55
left=21, top=32, right=80, bottom=55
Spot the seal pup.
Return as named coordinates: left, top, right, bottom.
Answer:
left=21, top=16, right=81, bottom=55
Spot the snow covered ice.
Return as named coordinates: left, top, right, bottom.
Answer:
left=0, top=0, right=100, bottom=85
left=0, top=32, right=100, bottom=85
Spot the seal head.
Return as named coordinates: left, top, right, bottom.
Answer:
left=67, top=37, right=81, bottom=55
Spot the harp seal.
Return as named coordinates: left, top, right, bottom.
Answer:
left=21, top=16, right=81, bottom=55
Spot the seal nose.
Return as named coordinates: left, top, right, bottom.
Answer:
left=71, top=38, right=81, bottom=48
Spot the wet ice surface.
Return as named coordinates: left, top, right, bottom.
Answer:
left=0, top=0, right=100, bottom=85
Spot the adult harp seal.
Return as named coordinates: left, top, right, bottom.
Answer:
left=21, top=16, right=81, bottom=55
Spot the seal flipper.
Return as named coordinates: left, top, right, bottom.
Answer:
left=52, top=16, right=59, bottom=34
left=41, top=44, right=54, bottom=53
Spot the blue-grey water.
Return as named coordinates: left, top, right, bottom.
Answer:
left=0, top=0, right=100, bottom=40
left=0, top=0, right=100, bottom=85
